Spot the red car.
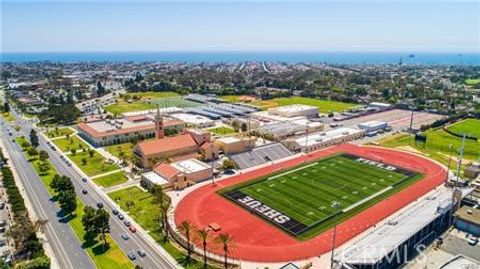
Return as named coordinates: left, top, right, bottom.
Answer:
left=129, top=226, right=137, bottom=233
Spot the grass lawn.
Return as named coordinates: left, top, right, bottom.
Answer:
left=45, top=127, right=74, bottom=138
left=220, top=95, right=241, bottom=103
left=465, top=79, right=480, bottom=86
left=108, top=187, right=216, bottom=269
left=272, top=97, right=357, bottom=113
left=446, top=119, right=480, bottom=138
left=2, top=112, right=15, bottom=122
left=123, top=91, right=179, bottom=100
left=105, top=91, right=181, bottom=114
left=105, top=142, right=135, bottom=161
left=104, top=101, right=156, bottom=115
left=69, top=151, right=119, bottom=177
left=93, top=172, right=128, bottom=188
left=220, top=96, right=357, bottom=112
left=17, top=138, right=133, bottom=269
left=208, top=126, right=236, bottom=136
left=379, top=128, right=480, bottom=171
left=52, top=135, right=90, bottom=153
left=220, top=154, right=421, bottom=239
left=149, top=97, right=200, bottom=108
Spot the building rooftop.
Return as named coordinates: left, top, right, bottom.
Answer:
left=294, top=127, right=363, bottom=147
left=455, top=205, right=480, bottom=225
left=339, top=188, right=453, bottom=265
left=142, top=171, right=170, bottom=186
left=170, top=113, right=214, bottom=125
left=153, top=163, right=181, bottom=180
left=216, top=136, right=242, bottom=144
left=171, top=158, right=211, bottom=173
left=137, top=134, right=197, bottom=155
left=77, top=117, right=183, bottom=138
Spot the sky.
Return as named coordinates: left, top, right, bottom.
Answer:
left=1, top=0, right=479, bottom=53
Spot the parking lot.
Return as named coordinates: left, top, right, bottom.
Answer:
left=336, top=109, right=445, bottom=132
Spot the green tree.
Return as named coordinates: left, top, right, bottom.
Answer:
left=29, top=129, right=39, bottom=148
left=222, top=159, right=236, bottom=170
left=88, top=149, right=95, bottom=158
left=215, top=233, right=234, bottom=269
left=3, top=102, right=10, bottom=113
left=50, top=175, right=74, bottom=193
left=197, top=228, right=210, bottom=268
left=179, top=221, right=196, bottom=262
left=38, top=150, right=49, bottom=163
left=82, top=206, right=110, bottom=250
left=81, top=157, right=87, bottom=165
left=58, top=190, right=77, bottom=216
left=27, top=147, right=38, bottom=158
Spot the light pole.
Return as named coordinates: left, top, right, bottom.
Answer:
left=445, top=144, right=453, bottom=185
left=330, top=201, right=341, bottom=269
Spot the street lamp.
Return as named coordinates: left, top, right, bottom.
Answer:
left=445, top=144, right=453, bottom=185
left=330, top=201, right=341, bottom=269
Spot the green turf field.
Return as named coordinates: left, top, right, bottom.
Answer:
left=446, top=119, right=480, bottom=138
left=221, top=153, right=421, bottom=239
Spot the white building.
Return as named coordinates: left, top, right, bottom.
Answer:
left=268, top=104, right=319, bottom=118
left=282, top=127, right=364, bottom=153
left=140, top=158, right=213, bottom=190
left=170, top=113, right=215, bottom=128
left=357, top=121, right=388, bottom=132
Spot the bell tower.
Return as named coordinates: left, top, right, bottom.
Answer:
left=154, top=105, right=164, bottom=139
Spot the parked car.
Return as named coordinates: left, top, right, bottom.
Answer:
left=118, top=214, right=124, bottom=220
left=96, top=202, right=104, bottom=209
left=129, top=226, right=136, bottom=233
left=112, top=209, right=119, bottom=215
left=0, top=203, right=5, bottom=210
left=137, top=250, right=146, bottom=257
left=121, top=233, right=129, bottom=240
left=82, top=178, right=88, bottom=183
left=0, top=227, right=6, bottom=233
left=123, top=221, right=131, bottom=227
left=0, top=220, right=6, bottom=227
left=82, top=189, right=88, bottom=195
left=467, top=235, right=478, bottom=246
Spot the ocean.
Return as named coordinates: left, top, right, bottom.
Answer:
left=1, top=51, right=479, bottom=65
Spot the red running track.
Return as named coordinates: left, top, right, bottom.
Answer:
left=174, top=144, right=446, bottom=262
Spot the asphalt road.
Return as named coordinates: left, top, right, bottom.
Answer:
left=5, top=108, right=178, bottom=269
left=0, top=118, right=95, bottom=269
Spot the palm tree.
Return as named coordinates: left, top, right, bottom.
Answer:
left=151, top=185, right=171, bottom=241
left=197, top=228, right=210, bottom=268
left=215, top=233, right=234, bottom=269
left=33, top=219, right=49, bottom=233
left=179, top=221, right=196, bottom=262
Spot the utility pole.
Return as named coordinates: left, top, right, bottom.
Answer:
left=450, top=134, right=466, bottom=225
left=408, top=108, right=415, bottom=145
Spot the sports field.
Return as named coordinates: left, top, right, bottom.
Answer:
left=221, top=153, right=419, bottom=238
left=446, top=118, right=480, bottom=138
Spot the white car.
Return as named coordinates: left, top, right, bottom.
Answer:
left=467, top=235, right=478, bottom=246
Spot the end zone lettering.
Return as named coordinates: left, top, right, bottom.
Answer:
left=237, top=196, right=290, bottom=224
left=355, top=157, right=397, bottom=171
left=223, top=189, right=309, bottom=236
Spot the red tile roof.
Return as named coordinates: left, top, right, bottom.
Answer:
left=77, top=119, right=184, bottom=138
left=153, top=163, right=180, bottom=180
left=137, top=134, right=198, bottom=156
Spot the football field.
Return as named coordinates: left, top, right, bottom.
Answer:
left=222, top=153, right=421, bottom=239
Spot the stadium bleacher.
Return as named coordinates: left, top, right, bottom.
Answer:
left=230, top=143, right=293, bottom=169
